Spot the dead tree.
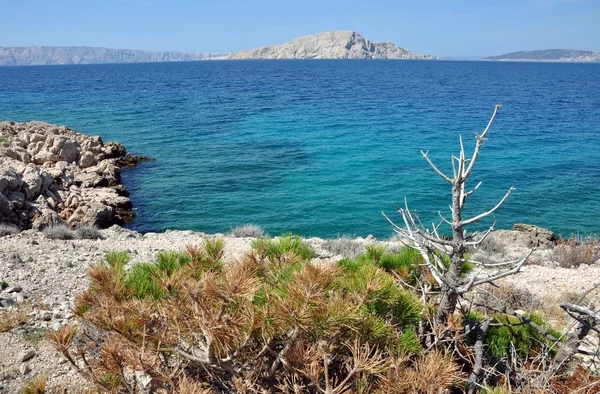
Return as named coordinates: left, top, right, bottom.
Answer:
left=384, top=105, right=529, bottom=326
left=551, top=299, right=599, bottom=376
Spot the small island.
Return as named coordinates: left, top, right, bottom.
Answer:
left=229, top=31, right=437, bottom=60
left=485, top=49, right=600, bottom=62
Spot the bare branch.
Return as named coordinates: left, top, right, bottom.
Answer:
left=464, top=104, right=501, bottom=180
left=452, top=155, right=458, bottom=178
left=561, top=302, right=599, bottom=322
left=464, top=218, right=497, bottom=247
left=438, top=211, right=452, bottom=226
left=421, top=150, right=453, bottom=183
left=459, top=251, right=530, bottom=292
left=466, top=181, right=483, bottom=197
left=462, top=186, right=515, bottom=226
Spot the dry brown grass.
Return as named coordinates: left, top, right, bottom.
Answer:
left=554, top=236, right=600, bottom=268
left=379, top=351, right=461, bottom=394
left=19, top=375, right=47, bottom=394
left=0, top=306, right=30, bottom=333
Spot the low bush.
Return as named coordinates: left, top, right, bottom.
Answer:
left=52, top=239, right=432, bottom=393
left=251, top=233, right=315, bottom=262
left=229, top=223, right=265, bottom=238
left=19, top=375, right=47, bottom=394
left=75, top=225, right=104, bottom=240
left=50, top=240, right=594, bottom=393
left=485, top=313, right=560, bottom=361
left=322, top=236, right=364, bottom=258
left=0, top=223, right=20, bottom=237
left=42, top=224, right=75, bottom=240
left=554, top=235, right=600, bottom=268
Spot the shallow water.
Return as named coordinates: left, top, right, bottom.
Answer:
left=1, top=60, right=599, bottom=238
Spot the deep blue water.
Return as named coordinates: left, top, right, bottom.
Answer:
left=1, top=60, right=599, bottom=238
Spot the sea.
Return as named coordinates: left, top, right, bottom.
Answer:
left=1, top=60, right=599, bottom=239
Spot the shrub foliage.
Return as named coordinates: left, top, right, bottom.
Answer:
left=50, top=238, right=598, bottom=393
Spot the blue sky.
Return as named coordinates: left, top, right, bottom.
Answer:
left=2, top=0, right=598, bottom=57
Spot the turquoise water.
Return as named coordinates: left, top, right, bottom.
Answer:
left=1, top=60, right=599, bottom=238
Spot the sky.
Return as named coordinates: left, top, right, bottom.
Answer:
left=1, top=0, right=599, bottom=57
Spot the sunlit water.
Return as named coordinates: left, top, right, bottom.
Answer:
left=1, top=60, right=599, bottom=238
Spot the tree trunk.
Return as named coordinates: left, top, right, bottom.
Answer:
left=436, top=183, right=465, bottom=325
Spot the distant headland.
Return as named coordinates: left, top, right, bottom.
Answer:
left=485, top=49, right=600, bottom=63
left=0, top=46, right=229, bottom=66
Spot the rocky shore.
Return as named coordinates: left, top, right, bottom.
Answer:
left=0, top=121, right=151, bottom=230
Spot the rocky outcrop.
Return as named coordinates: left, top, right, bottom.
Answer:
left=0, top=121, right=151, bottom=229
left=488, top=223, right=557, bottom=250
left=229, top=31, right=436, bottom=60
left=0, top=46, right=229, bottom=66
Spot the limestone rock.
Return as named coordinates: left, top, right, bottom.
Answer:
left=489, top=223, right=557, bottom=250
left=230, top=31, right=437, bottom=60
left=0, top=120, right=147, bottom=229
left=20, top=350, right=36, bottom=362
left=58, top=139, right=80, bottom=163
left=32, top=208, right=65, bottom=230
left=78, top=151, right=96, bottom=168
left=33, top=150, right=60, bottom=164
left=67, top=203, right=114, bottom=228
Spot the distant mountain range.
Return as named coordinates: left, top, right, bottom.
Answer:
left=485, top=49, right=600, bottom=63
left=0, top=46, right=228, bottom=66
left=229, top=31, right=436, bottom=60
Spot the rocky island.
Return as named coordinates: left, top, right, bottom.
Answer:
left=229, top=31, right=437, bottom=60
left=485, top=49, right=600, bottom=62
left=0, top=121, right=151, bottom=230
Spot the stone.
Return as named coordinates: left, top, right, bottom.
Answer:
left=0, top=193, right=10, bottom=215
left=67, top=203, right=114, bottom=228
left=32, top=208, right=65, bottom=231
left=19, top=363, right=31, bottom=376
left=33, top=150, right=60, bottom=164
left=58, top=139, right=81, bottom=163
left=20, top=350, right=36, bottom=362
left=6, top=285, right=22, bottom=293
left=78, top=151, right=96, bottom=168
left=40, top=311, right=52, bottom=321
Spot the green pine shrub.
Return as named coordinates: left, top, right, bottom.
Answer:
left=56, top=239, right=433, bottom=393
left=52, top=240, right=581, bottom=393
